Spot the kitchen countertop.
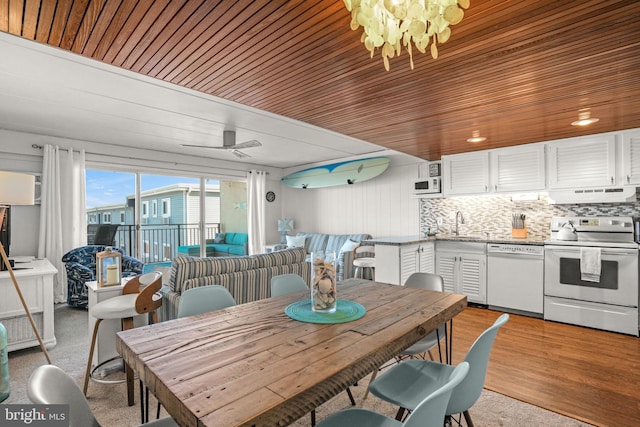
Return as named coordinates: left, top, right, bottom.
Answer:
left=365, top=234, right=546, bottom=246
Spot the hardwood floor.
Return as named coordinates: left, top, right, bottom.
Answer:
left=451, top=307, right=640, bottom=427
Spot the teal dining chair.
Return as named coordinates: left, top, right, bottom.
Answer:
left=270, top=273, right=355, bottom=426
left=271, top=273, right=308, bottom=297
left=364, top=272, right=447, bottom=400
left=315, top=361, right=469, bottom=427
left=368, top=313, right=509, bottom=425
left=177, top=285, right=236, bottom=317
left=28, top=364, right=177, bottom=427
left=147, top=285, right=237, bottom=422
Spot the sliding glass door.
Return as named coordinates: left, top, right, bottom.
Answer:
left=85, top=170, right=221, bottom=263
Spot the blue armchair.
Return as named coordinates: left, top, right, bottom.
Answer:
left=62, top=245, right=143, bottom=309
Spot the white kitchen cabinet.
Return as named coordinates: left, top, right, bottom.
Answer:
left=442, top=152, right=490, bottom=196
left=547, top=134, right=617, bottom=189
left=435, top=241, right=486, bottom=304
left=375, top=241, right=434, bottom=286
left=621, top=130, right=640, bottom=185
left=490, top=144, right=546, bottom=192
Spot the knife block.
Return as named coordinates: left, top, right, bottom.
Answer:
left=512, top=228, right=527, bottom=238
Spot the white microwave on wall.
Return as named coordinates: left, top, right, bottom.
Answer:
left=413, top=177, right=441, bottom=195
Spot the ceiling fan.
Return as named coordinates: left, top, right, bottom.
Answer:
left=182, top=130, right=262, bottom=158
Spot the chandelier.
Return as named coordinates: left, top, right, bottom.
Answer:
left=344, top=0, right=470, bottom=70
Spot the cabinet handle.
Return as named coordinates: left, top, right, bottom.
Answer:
left=494, top=184, right=497, bottom=191
left=484, top=185, right=488, bottom=192
left=610, top=176, right=614, bottom=184
left=627, top=175, right=631, bottom=183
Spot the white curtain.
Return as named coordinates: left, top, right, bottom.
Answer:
left=38, top=145, right=87, bottom=303
left=247, top=170, right=266, bottom=255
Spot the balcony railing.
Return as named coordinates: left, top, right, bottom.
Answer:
left=87, top=223, right=220, bottom=263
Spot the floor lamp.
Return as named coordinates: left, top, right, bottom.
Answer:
left=0, top=171, right=51, bottom=364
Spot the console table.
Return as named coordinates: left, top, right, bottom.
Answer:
left=0, top=258, right=57, bottom=352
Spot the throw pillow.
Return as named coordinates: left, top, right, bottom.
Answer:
left=286, top=235, right=306, bottom=248
left=339, top=239, right=360, bottom=256
left=213, top=233, right=226, bottom=244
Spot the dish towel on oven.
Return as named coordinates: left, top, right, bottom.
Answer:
left=580, top=247, right=601, bottom=282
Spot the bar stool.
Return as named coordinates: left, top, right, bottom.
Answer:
left=83, top=271, right=163, bottom=406
left=353, top=245, right=376, bottom=279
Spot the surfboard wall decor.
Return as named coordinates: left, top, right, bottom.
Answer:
left=281, top=156, right=391, bottom=189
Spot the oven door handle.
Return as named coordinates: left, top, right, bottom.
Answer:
left=545, top=246, right=638, bottom=256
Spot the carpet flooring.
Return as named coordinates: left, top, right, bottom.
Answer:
left=3, top=304, right=593, bottom=426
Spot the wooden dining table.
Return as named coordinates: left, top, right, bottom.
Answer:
left=116, top=279, right=467, bottom=427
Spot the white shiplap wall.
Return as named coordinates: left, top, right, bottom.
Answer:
left=280, top=157, right=422, bottom=239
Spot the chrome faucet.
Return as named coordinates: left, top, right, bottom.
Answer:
left=455, top=210, right=465, bottom=236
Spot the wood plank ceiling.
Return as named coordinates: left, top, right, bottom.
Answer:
left=1, top=0, right=639, bottom=160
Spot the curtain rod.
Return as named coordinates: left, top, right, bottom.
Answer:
left=32, top=144, right=269, bottom=175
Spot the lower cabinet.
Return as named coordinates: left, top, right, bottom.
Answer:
left=435, top=241, right=487, bottom=304
left=375, top=241, right=434, bottom=285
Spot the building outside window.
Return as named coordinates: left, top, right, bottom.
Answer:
left=142, top=201, right=149, bottom=218
left=162, top=198, right=171, bottom=218
left=152, top=200, right=158, bottom=218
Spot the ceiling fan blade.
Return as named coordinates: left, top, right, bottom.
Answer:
left=231, top=149, right=250, bottom=159
left=232, top=140, right=261, bottom=149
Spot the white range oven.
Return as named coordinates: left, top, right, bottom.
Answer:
left=544, top=216, right=639, bottom=336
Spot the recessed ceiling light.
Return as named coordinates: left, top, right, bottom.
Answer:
left=571, top=109, right=599, bottom=126
left=467, top=130, right=487, bottom=143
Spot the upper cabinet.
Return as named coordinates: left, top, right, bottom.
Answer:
left=442, top=151, right=489, bottom=196
left=443, top=143, right=545, bottom=196
left=440, top=128, right=639, bottom=197
left=490, top=144, right=546, bottom=192
left=621, top=130, right=640, bottom=185
left=547, top=134, right=617, bottom=189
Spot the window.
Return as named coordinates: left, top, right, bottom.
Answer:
left=103, top=213, right=111, bottom=223
left=152, top=200, right=158, bottom=218
left=88, top=214, right=97, bottom=224
left=162, top=198, right=171, bottom=217
left=142, top=201, right=149, bottom=218
left=120, top=211, right=125, bottom=224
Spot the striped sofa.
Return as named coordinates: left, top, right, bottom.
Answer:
left=158, top=247, right=309, bottom=321
left=294, top=232, right=372, bottom=281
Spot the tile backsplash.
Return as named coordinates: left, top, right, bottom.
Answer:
left=419, top=193, right=640, bottom=240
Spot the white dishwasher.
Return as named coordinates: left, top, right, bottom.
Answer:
left=487, top=243, right=544, bottom=316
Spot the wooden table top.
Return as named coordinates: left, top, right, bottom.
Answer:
left=116, top=280, right=467, bottom=427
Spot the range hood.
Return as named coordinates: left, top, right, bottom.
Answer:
left=548, top=186, right=638, bottom=204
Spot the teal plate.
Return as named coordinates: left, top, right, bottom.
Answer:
left=285, top=299, right=366, bottom=324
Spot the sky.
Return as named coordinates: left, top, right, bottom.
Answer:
left=85, top=170, right=201, bottom=208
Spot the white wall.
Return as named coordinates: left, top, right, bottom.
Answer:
left=279, top=155, right=422, bottom=239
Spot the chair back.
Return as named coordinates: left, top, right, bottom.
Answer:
left=355, top=245, right=375, bottom=256
left=446, top=313, right=509, bottom=416
left=271, top=274, right=308, bottom=297
left=404, top=272, right=444, bottom=291
left=28, top=364, right=100, bottom=427
left=92, top=224, right=120, bottom=246
left=403, top=361, right=469, bottom=427
left=121, top=271, right=163, bottom=315
left=178, top=285, right=236, bottom=318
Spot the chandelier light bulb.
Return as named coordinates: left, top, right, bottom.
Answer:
left=343, top=0, right=470, bottom=71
